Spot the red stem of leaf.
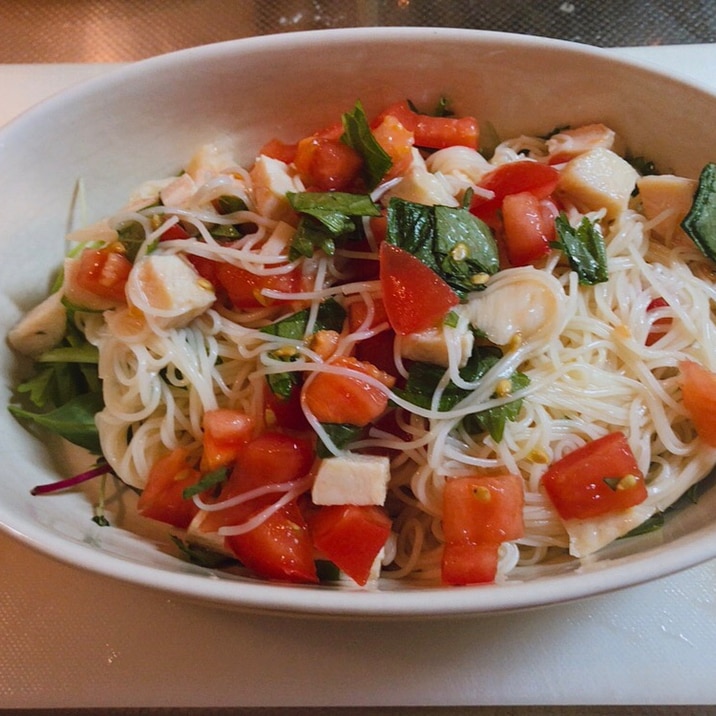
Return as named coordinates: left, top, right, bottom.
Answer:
left=30, top=463, right=112, bottom=496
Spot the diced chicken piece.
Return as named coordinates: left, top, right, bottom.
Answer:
left=557, top=147, right=638, bottom=220
left=384, top=149, right=459, bottom=207
left=400, top=323, right=474, bottom=369
left=637, top=173, right=697, bottom=241
left=66, top=218, right=118, bottom=246
left=258, top=220, right=295, bottom=256
left=126, top=253, right=215, bottom=328
left=464, top=267, right=566, bottom=347
left=63, top=256, right=125, bottom=311
left=312, top=453, right=391, bottom=506
left=250, top=155, right=303, bottom=223
left=8, top=291, right=67, bottom=356
left=127, top=177, right=177, bottom=210
left=563, top=503, right=656, bottom=558
left=159, top=173, right=197, bottom=208
left=425, top=145, right=493, bottom=184
left=185, top=138, right=237, bottom=183
left=546, top=123, right=616, bottom=163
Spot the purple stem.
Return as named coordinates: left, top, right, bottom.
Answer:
left=30, top=463, right=113, bottom=496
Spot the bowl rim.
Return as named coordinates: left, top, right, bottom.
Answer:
left=2, top=26, right=716, bottom=618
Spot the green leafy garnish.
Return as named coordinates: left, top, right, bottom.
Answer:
left=553, top=213, right=608, bottom=285
left=386, top=197, right=499, bottom=298
left=116, top=219, right=146, bottom=262
left=181, top=466, right=229, bottom=500
left=340, top=100, right=392, bottom=190
left=287, top=191, right=381, bottom=260
left=395, top=346, right=529, bottom=442
left=316, top=423, right=365, bottom=458
left=260, top=297, right=346, bottom=340
left=681, top=162, right=716, bottom=263
left=171, top=536, right=237, bottom=569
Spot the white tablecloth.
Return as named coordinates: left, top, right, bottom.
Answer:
left=2, top=46, right=716, bottom=709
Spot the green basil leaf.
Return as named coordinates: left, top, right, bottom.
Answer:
left=681, top=162, right=716, bottom=262
left=316, top=423, right=365, bottom=458
left=340, top=100, right=392, bottom=190
left=260, top=298, right=346, bottom=340
left=116, top=220, right=146, bottom=262
left=553, top=213, right=608, bottom=285
left=171, top=536, right=237, bottom=569
left=182, top=466, right=229, bottom=499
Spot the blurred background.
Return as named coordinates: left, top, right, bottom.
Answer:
left=3, top=0, right=716, bottom=63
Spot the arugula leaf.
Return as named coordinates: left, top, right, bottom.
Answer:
left=395, top=346, right=529, bottom=442
left=316, top=423, right=365, bottom=458
left=553, top=213, right=608, bottom=285
left=386, top=198, right=499, bottom=297
left=340, top=101, right=392, bottom=190
left=9, top=391, right=103, bottom=453
left=182, top=466, right=229, bottom=499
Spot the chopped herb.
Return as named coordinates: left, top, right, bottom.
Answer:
left=316, top=423, right=365, bottom=458
left=553, top=213, right=608, bottom=285
left=340, top=101, right=392, bottom=190
left=681, top=162, right=716, bottom=263
left=171, top=536, right=237, bottom=569
left=213, top=194, right=248, bottom=215
left=386, top=198, right=499, bottom=298
left=260, top=297, right=346, bottom=340
left=182, top=466, right=229, bottom=500
left=116, top=219, right=146, bottom=262
left=316, top=559, right=342, bottom=582
left=627, top=154, right=658, bottom=177
left=266, top=365, right=301, bottom=400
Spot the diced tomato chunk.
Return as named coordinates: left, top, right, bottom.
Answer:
left=294, top=136, right=363, bottom=191
left=441, top=542, right=500, bottom=586
left=137, top=447, right=201, bottom=529
left=541, top=432, right=647, bottom=520
left=375, top=101, right=478, bottom=149
left=680, top=360, right=716, bottom=446
left=302, top=355, right=394, bottom=427
left=379, top=242, right=459, bottom=336
left=646, top=297, right=672, bottom=346
left=347, top=296, right=389, bottom=332
left=258, top=137, right=298, bottom=164
left=201, top=409, right=254, bottom=472
left=226, top=500, right=318, bottom=584
left=216, top=263, right=299, bottom=309
left=263, top=380, right=310, bottom=432
left=442, top=474, right=525, bottom=544
left=309, top=504, right=391, bottom=586
left=75, top=246, right=132, bottom=303
left=158, top=223, right=191, bottom=241
left=371, top=114, right=414, bottom=179
left=501, top=191, right=553, bottom=266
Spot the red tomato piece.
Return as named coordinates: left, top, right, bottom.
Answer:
left=375, top=101, right=479, bottom=149
left=379, top=242, right=459, bottom=336
left=680, top=360, right=716, bottom=447
left=441, top=542, right=500, bottom=586
left=541, top=432, right=647, bottom=520
left=646, top=297, right=672, bottom=346
left=348, top=296, right=390, bottom=333
left=263, top=381, right=310, bottom=432
left=442, top=474, right=525, bottom=544
left=158, top=223, right=191, bottom=241
left=294, top=136, right=363, bottom=191
left=75, top=246, right=132, bottom=303
left=309, top=504, right=392, bottom=586
left=225, top=500, right=318, bottom=584
left=302, top=355, right=394, bottom=427
left=137, top=447, right=201, bottom=529
left=216, top=263, right=300, bottom=309
left=201, top=409, right=254, bottom=472
left=470, top=161, right=561, bottom=225
left=501, top=191, right=553, bottom=266
left=258, top=137, right=298, bottom=164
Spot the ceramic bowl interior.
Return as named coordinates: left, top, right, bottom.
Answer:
left=1, top=28, right=716, bottom=617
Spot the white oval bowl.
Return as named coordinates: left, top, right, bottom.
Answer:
left=1, top=27, right=716, bottom=618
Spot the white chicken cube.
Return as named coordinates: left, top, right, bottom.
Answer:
left=546, top=123, right=616, bottom=162
left=400, top=323, right=474, bottom=369
left=8, top=290, right=67, bottom=356
left=250, top=155, right=303, bottom=224
left=159, top=173, right=197, bottom=208
left=637, top=173, right=697, bottom=241
left=127, top=253, right=215, bottom=328
left=384, top=149, right=459, bottom=207
left=557, top=147, right=638, bottom=220
left=312, top=453, right=391, bottom=506
left=185, top=138, right=237, bottom=183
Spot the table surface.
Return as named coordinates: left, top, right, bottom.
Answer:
left=2, top=44, right=716, bottom=711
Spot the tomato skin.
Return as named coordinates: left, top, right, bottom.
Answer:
left=226, top=500, right=318, bottom=584
left=680, top=360, right=716, bottom=446
left=375, top=101, right=479, bottom=150
left=442, top=474, right=525, bottom=544
left=302, top=356, right=393, bottom=427
left=259, top=137, right=298, bottom=164
left=379, top=242, right=459, bottom=336
left=216, top=263, right=299, bottom=309
left=309, top=504, right=391, bottom=586
left=501, top=191, right=553, bottom=266
left=541, top=432, right=647, bottom=520
left=646, top=297, right=672, bottom=346
left=137, top=447, right=201, bottom=529
left=441, top=542, right=500, bottom=586
left=75, top=246, right=132, bottom=303
left=201, top=409, right=254, bottom=472
left=470, top=161, right=561, bottom=226
left=294, top=136, right=363, bottom=191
